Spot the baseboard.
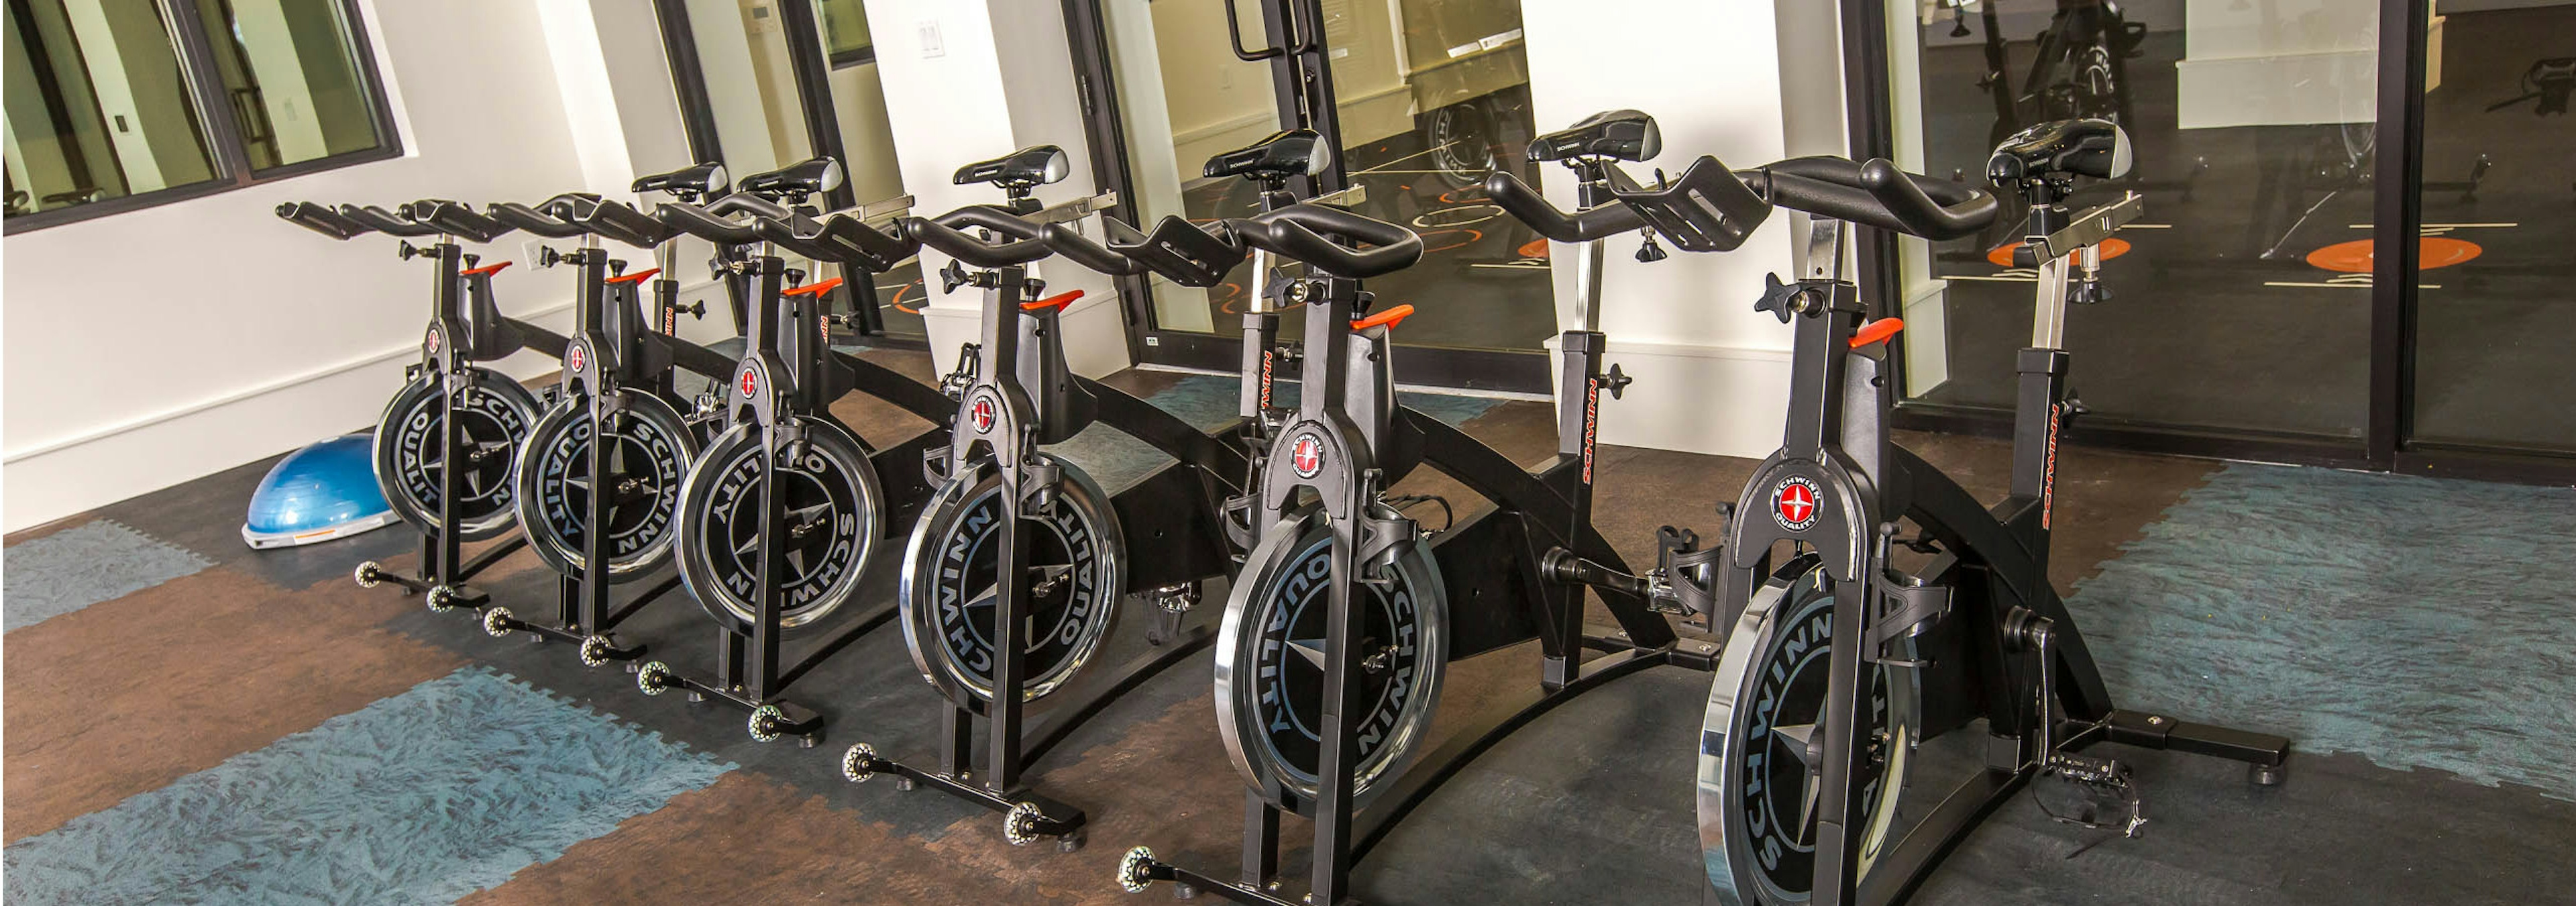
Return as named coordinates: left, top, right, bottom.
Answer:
left=2, top=303, right=573, bottom=534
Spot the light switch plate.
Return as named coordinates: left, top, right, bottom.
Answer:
left=918, top=19, right=944, bottom=58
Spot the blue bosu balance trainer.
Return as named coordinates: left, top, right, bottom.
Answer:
left=242, top=434, right=400, bottom=548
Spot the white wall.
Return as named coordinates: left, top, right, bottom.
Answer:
left=1, top=0, right=647, bottom=532
left=1523, top=0, right=1835, bottom=458
left=863, top=0, right=1130, bottom=379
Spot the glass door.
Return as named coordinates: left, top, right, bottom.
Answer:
left=1888, top=0, right=2383, bottom=448
left=2403, top=0, right=2576, bottom=458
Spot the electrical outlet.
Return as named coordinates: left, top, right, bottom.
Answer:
left=918, top=19, right=944, bottom=58
left=523, top=239, right=549, bottom=270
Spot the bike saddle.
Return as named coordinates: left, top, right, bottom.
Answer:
left=633, top=162, right=729, bottom=201
left=1203, top=130, right=1330, bottom=181
left=1988, top=117, right=2131, bottom=185
left=739, top=158, right=845, bottom=204
left=953, top=146, right=1069, bottom=191
left=1529, top=109, right=1661, bottom=162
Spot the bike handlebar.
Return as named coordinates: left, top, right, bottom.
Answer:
left=1102, top=214, right=1247, bottom=287
left=654, top=201, right=761, bottom=245
left=1754, top=156, right=1998, bottom=240
left=1482, top=170, right=1648, bottom=242
left=275, top=201, right=370, bottom=240
left=1226, top=204, right=1421, bottom=279
left=339, top=203, right=439, bottom=238
left=906, top=204, right=1141, bottom=274
left=402, top=199, right=511, bottom=244
left=485, top=193, right=594, bottom=239
left=753, top=210, right=920, bottom=273
left=568, top=198, right=678, bottom=248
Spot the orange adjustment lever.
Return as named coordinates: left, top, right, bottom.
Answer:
left=782, top=277, right=844, bottom=297
left=1350, top=304, right=1415, bottom=332
left=462, top=261, right=513, bottom=276
left=604, top=267, right=664, bottom=285
left=1024, top=289, right=1083, bottom=312
left=1849, top=317, right=1904, bottom=349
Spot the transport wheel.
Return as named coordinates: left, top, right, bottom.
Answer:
left=1001, top=801, right=1044, bottom=846
left=1215, top=504, right=1446, bottom=815
left=374, top=370, right=541, bottom=541
left=513, top=392, right=699, bottom=582
left=841, top=743, right=877, bottom=783
left=354, top=560, right=382, bottom=589
left=482, top=606, right=514, bottom=638
left=673, top=418, right=880, bottom=633
left=898, top=454, right=1124, bottom=711
left=1699, top=562, right=1919, bottom=906
left=1117, top=847, right=1156, bottom=893
left=635, top=660, right=674, bottom=696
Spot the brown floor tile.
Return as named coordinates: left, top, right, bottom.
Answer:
left=2, top=567, right=464, bottom=842
left=465, top=772, right=1081, bottom=905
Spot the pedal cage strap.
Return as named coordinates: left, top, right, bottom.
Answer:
left=1866, top=569, right=1951, bottom=666
left=1354, top=509, right=1417, bottom=587
left=1662, top=542, right=1723, bottom=616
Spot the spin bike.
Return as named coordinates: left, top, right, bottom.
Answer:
left=280, top=198, right=566, bottom=611
left=839, top=145, right=1248, bottom=848
left=468, top=177, right=739, bottom=665
left=1601, top=119, right=2292, bottom=905
left=1117, top=122, right=1700, bottom=905
left=600, top=158, right=959, bottom=744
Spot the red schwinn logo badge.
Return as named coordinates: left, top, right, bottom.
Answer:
left=1772, top=476, right=1821, bottom=532
left=425, top=328, right=442, bottom=356
left=1289, top=433, right=1325, bottom=479
left=969, top=395, right=998, bottom=434
left=566, top=345, right=585, bottom=373
left=738, top=367, right=757, bottom=398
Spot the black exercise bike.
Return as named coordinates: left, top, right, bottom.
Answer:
left=1596, top=119, right=2293, bottom=906
left=1116, top=119, right=1713, bottom=905
left=280, top=198, right=565, bottom=612
left=839, top=145, right=1250, bottom=848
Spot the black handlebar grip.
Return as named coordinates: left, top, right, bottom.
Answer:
left=704, top=193, right=793, bottom=221
left=403, top=199, right=512, bottom=243
left=1854, top=159, right=1996, bottom=239
left=1483, top=170, right=1649, bottom=243
left=906, top=213, right=1053, bottom=267
left=654, top=201, right=761, bottom=245
left=936, top=205, right=1045, bottom=241
left=339, top=203, right=439, bottom=238
left=276, top=201, right=370, bottom=240
left=572, top=199, right=677, bottom=248
left=1235, top=205, right=1422, bottom=279
left=1040, top=222, right=1146, bottom=276
left=1760, top=157, right=1996, bottom=240
left=485, top=201, right=588, bottom=238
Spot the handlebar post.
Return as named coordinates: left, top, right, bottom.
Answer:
left=1567, top=166, right=1615, bottom=334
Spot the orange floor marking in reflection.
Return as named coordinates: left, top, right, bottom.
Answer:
left=1419, top=228, right=1481, bottom=254
left=1987, top=237, right=2131, bottom=267
left=1517, top=238, right=1550, bottom=260
left=2305, top=237, right=2482, bottom=273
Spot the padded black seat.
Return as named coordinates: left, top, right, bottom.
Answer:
left=739, top=157, right=845, bottom=202
left=632, top=162, right=727, bottom=201
left=1988, top=117, right=2130, bottom=183
left=1528, top=109, right=1660, bottom=162
left=953, top=146, right=1069, bottom=191
left=1203, top=130, right=1329, bottom=181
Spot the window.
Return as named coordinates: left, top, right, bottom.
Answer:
left=3, top=0, right=396, bottom=231
left=816, top=0, right=871, bottom=68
